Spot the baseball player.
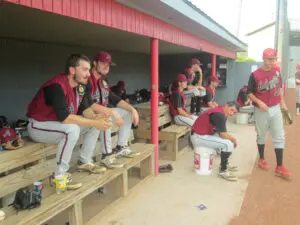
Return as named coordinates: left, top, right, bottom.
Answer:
left=111, top=80, right=129, bottom=102
left=27, top=54, right=112, bottom=189
left=169, top=74, right=197, bottom=127
left=89, top=51, right=140, bottom=169
left=247, top=48, right=291, bottom=179
left=190, top=102, right=239, bottom=181
left=200, top=76, right=219, bottom=112
left=183, top=58, right=206, bottom=114
left=295, top=64, right=300, bottom=115
left=237, top=85, right=254, bottom=123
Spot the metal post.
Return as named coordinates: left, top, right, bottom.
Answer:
left=212, top=54, right=217, bottom=77
left=150, top=38, right=159, bottom=176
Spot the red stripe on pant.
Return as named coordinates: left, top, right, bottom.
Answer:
left=31, top=122, right=68, bottom=164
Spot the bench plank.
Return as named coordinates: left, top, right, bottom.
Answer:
left=0, top=143, right=154, bottom=225
left=0, top=142, right=56, bottom=174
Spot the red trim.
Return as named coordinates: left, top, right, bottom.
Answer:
left=31, top=122, right=68, bottom=164
left=4, top=0, right=235, bottom=58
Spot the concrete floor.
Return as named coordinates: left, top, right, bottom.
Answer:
left=87, top=120, right=258, bottom=225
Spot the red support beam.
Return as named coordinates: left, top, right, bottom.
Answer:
left=211, top=54, right=217, bottom=77
left=150, top=38, right=159, bottom=176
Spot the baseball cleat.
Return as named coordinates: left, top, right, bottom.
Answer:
left=219, top=170, right=238, bottom=182
left=275, top=165, right=292, bottom=179
left=258, top=158, right=269, bottom=170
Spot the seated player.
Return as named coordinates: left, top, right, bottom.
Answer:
left=200, top=76, right=219, bottom=112
left=111, top=80, right=129, bottom=102
left=27, top=54, right=112, bottom=190
left=191, top=101, right=239, bottom=181
left=169, top=74, right=197, bottom=127
left=237, top=85, right=254, bottom=123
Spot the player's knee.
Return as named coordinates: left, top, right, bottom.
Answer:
left=223, top=140, right=233, bottom=152
left=65, top=124, right=81, bottom=139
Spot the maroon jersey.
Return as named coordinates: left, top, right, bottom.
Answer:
left=89, top=70, right=110, bottom=106
left=183, top=68, right=195, bottom=85
left=169, top=89, right=187, bottom=117
left=192, top=106, right=224, bottom=135
left=250, top=67, right=282, bottom=107
left=201, top=85, right=216, bottom=107
left=27, top=74, right=83, bottom=121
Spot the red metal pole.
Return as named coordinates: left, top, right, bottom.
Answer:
left=211, top=54, right=217, bottom=77
left=150, top=38, right=159, bottom=176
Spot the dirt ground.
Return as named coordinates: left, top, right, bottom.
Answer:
left=230, top=117, right=300, bottom=225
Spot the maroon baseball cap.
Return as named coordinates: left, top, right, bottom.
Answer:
left=93, top=51, right=116, bottom=66
left=176, top=74, right=187, bottom=82
left=209, top=76, right=220, bottom=83
left=263, top=48, right=277, bottom=59
left=189, top=58, right=203, bottom=67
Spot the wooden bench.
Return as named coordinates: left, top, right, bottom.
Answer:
left=134, top=102, right=191, bottom=161
left=0, top=127, right=154, bottom=225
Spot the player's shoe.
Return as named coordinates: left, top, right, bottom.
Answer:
left=115, top=145, right=140, bottom=158
left=258, top=158, right=269, bottom=170
left=219, top=170, right=238, bottom=182
left=101, top=154, right=124, bottom=169
left=275, top=165, right=292, bottom=179
left=77, top=162, right=106, bottom=174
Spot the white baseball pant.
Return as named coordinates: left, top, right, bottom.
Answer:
left=254, top=104, right=285, bottom=149
left=183, top=88, right=206, bottom=97
left=100, top=108, right=132, bottom=154
left=27, top=118, right=99, bottom=176
left=190, top=133, right=233, bottom=153
left=174, top=115, right=197, bottom=127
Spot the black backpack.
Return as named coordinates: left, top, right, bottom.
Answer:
left=12, top=188, right=42, bottom=211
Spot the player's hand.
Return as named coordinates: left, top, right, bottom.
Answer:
left=197, top=85, right=205, bottom=90
left=131, top=109, right=139, bottom=126
left=232, top=139, right=237, bottom=148
left=259, top=102, right=269, bottom=112
left=111, top=110, right=124, bottom=127
left=94, top=112, right=110, bottom=120
left=93, top=118, right=113, bottom=130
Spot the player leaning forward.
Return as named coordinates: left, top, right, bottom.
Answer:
left=27, top=54, right=112, bottom=190
left=89, top=51, right=140, bottom=169
left=247, top=48, right=291, bottom=179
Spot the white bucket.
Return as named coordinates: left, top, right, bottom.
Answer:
left=236, top=112, right=249, bottom=124
left=194, top=147, right=214, bottom=175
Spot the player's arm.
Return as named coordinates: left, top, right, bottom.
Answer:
left=172, top=93, right=193, bottom=118
left=210, top=113, right=237, bottom=148
left=279, top=88, right=288, bottom=110
left=247, top=74, right=268, bottom=111
left=296, top=79, right=300, bottom=85
left=44, top=84, right=111, bottom=129
left=111, top=92, right=139, bottom=125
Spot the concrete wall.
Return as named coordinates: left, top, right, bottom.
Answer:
left=247, top=25, right=275, bottom=61
left=215, top=61, right=263, bottom=104
left=0, top=39, right=151, bottom=121
left=289, top=46, right=300, bottom=79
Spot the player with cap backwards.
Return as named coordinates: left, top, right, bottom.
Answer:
left=200, top=76, right=220, bottom=112
left=89, top=51, right=140, bottom=169
left=27, top=54, right=112, bottom=190
left=169, top=74, right=198, bottom=127
left=191, top=101, right=239, bottom=181
left=111, top=80, right=128, bottom=102
left=247, top=48, right=291, bottom=179
left=295, top=63, right=300, bottom=115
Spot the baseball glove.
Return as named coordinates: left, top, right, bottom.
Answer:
left=2, top=139, right=24, bottom=150
left=281, top=109, right=293, bottom=125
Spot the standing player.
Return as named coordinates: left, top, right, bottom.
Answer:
left=89, top=51, right=140, bottom=169
left=169, top=74, right=197, bottom=127
left=247, top=48, right=291, bottom=179
left=27, top=54, right=112, bottom=189
left=295, top=64, right=300, bottom=115
left=191, top=102, right=239, bottom=181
